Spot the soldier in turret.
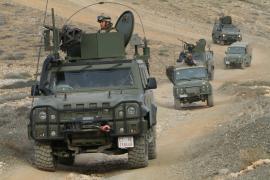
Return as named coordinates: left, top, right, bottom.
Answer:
left=97, top=14, right=115, bottom=33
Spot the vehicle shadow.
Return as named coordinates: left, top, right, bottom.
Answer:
left=179, top=103, right=209, bottom=111
left=57, top=154, right=129, bottom=174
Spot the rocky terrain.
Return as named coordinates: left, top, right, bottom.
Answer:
left=0, top=0, right=270, bottom=179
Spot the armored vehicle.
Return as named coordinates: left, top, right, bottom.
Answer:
left=212, top=15, right=242, bottom=45
left=177, top=39, right=215, bottom=80
left=170, top=65, right=213, bottom=109
left=29, top=6, right=157, bottom=171
left=224, top=42, right=252, bottom=69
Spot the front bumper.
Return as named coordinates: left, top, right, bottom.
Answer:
left=28, top=101, right=148, bottom=141
left=224, top=58, right=243, bottom=65
left=221, top=35, right=241, bottom=43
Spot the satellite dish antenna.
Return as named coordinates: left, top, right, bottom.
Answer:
left=115, top=11, right=134, bottom=47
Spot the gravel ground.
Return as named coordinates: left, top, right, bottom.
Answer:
left=168, top=81, right=270, bottom=180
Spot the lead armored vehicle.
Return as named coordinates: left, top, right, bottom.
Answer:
left=224, top=42, right=252, bottom=69
left=212, top=15, right=242, bottom=45
left=177, top=39, right=214, bottom=80
left=29, top=6, right=157, bottom=171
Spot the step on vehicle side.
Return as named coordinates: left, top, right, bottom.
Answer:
left=29, top=6, right=157, bottom=171
left=224, top=42, right=252, bottom=69
left=212, top=15, right=242, bottom=45
left=167, top=65, right=213, bottom=109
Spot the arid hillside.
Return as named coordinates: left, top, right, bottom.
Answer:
left=0, top=0, right=270, bottom=179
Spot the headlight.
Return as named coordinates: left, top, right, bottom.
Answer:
left=238, top=34, right=241, bottom=38
left=179, top=88, right=184, bottom=94
left=201, top=85, right=206, bottom=92
left=39, top=111, right=47, bottom=120
left=222, top=34, right=226, bottom=37
left=127, top=106, right=136, bottom=115
left=118, top=110, right=124, bottom=118
left=115, top=103, right=140, bottom=118
left=32, top=107, right=57, bottom=122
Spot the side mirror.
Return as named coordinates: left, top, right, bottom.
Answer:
left=146, top=77, right=157, bottom=90
left=225, top=51, right=227, bottom=54
left=31, top=84, right=40, bottom=96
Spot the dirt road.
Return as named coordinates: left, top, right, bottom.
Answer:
left=1, top=0, right=270, bottom=179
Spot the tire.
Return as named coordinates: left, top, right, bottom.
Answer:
left=33, top=142, right=56, bottom=171
left=212, top=36, right=217, bottom=44
left=174, top=98, right=181, bottom=110
left=240, top=61, right=245, bottom=69
left=57, top=155, right=75, bottom=166
left=207, top=94, right=214, bottom=107
left=127, top=134, right=148, bottom=169
left=225, top=64, right=229, bottom=69
left=148, top=126, right=157, bottom=160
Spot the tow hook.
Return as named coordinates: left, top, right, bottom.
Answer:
left=100, top=125, right=111, bottom=132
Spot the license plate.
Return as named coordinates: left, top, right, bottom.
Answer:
left=179, top=94, right=188, bottom=98
left=225, top=61, right=230, bottom=65
left=118, top=136, right=134, bottom=149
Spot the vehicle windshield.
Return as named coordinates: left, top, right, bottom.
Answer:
left=175, top=68, right=207, bottom=81
left=50, top=68, right=134, bottom=91
left=227, top=47, right=246, bottom=54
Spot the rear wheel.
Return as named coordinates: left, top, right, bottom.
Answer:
left=148, top=126, right=157, bottom=160
left=127, top=134, right=148, bottom=169
left=33, top=142, right=56, bottom=171
left=207, top=94, right=214, bottom=107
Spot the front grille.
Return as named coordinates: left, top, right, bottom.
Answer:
left=186, top=87, right=200, bottom=94
left=30, top=101, right=144, bottom=140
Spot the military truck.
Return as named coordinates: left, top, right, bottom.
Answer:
left=224, top=42, right=252, bottom=69
left=212, top=15, right=242, bottom=45
left=29, top=7, right=157, bottom=171
left=177, top=39, right=215, bottom=80
left=167, top=65, right=213, bottom=109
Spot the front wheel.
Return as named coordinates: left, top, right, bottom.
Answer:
left=127, top=134, right=148, bottom=169
left=33, top=142, right=56, bottom=171
left=207, top=94, right=214, bottom=107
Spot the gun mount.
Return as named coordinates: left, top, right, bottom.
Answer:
left=43, top=9, right=150, bottom=70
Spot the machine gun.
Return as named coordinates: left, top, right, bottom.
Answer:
left=177, top=38, right=195, bottom=53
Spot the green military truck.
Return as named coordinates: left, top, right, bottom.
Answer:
left=212, top=15, right=242, bottom=45
left=167, top=65, right=213, bottom=109
left=177, top=39, right=215, bottom=80
left=224, top=42, right=252, bottom=69
left=29, top=8, right=157, bottom=171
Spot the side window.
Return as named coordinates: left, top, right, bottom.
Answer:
left=139, top=65, right=147, bottom=88
left=139, top=64, right=149, bottom=88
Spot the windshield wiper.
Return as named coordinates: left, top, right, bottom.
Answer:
left=192, top=77, right=204, bottom=80
left=179, top=78, right=191, bottom=81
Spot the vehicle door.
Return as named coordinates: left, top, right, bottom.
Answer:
left=139, top=63, right=156, bottom=126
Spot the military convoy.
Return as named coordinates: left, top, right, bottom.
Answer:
left=29, top=8, right=157, bottom=171
left=26, top=0, right=255, bottom=172
left=212, top=15, right=242, bottom=45
left=224, top=42, right=252, bottom=69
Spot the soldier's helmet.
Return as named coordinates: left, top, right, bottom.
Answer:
left=97, top=14, right=111, bottom=22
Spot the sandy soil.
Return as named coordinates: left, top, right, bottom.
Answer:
left=1, top=0, right=270, bottom=179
